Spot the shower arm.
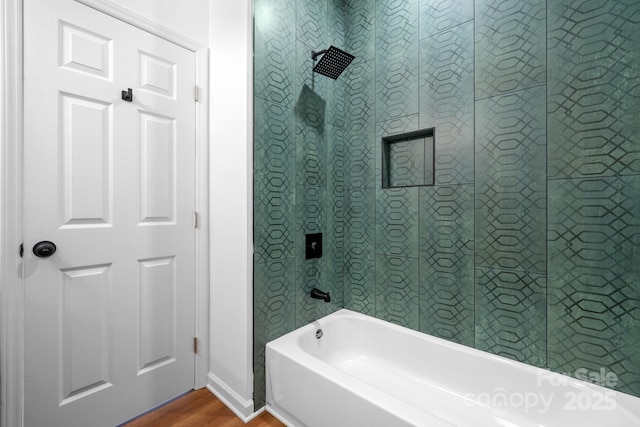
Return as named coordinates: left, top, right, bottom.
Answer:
left=311, top=50, right=328, bottom=61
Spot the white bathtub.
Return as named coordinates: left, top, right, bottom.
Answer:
left=265, top=309, right=640, bottom=427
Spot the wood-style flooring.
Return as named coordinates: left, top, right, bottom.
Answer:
left=121, top=388, right=285, bottom=427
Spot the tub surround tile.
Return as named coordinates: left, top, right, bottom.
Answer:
left=475, top=267, right=547, bottom=368
left=475, top=86, right=547, bottom=274
left=326, top=246, right=345, bottom=309
left=327, top=125, right=345, bottom=195
left=295, top=185, right=329, bottom=326
left=253, top=102, right=296, bottom=264
left=327, top=85, right=346, bottom=303
left=345, top=58, right=376, bottom=190
left=254, top=0, right=296, bottom=108
left=419, top=243, right=474, bottom=346
left=296, top=257, right=330, bottom=327
left=296, top=185, right=326, bottom=241
left=375, top=187, right=419, bottom=258
left=419, top=184, right=474, bottom=250
left=375, top=0, right=419, bottom=122
left=344, top=188, right=376, bottom=315
left=296, top=0, right=327, bottom=49
left=375, top=21, right=419, bottom=122
left=295, top=100, right=327, bottom=188
left=375, top=0, right=418, bottom=50
left=344, top=0, right=376, bottom=62
left=344, top=189, right=375, bottom=255
left=326, top=74, right=346, bottom=130
left=253, top=259, right=297, bottom=409
left=327, top=0, right=347, bottom=51
left=547, top=0, right=640, bottom=179
left=475, top=0, right=546, bottom=99
left=419, top=0, right=473, bottom=40
left=419, top=184, right=474, bottom=345
left=548, top=175, right=640, bottom=397
left=344, top=253, right=376, bottom=316
left=376, top=255, right=420, bottom=329
left=419, top=22, right=474, bottom=186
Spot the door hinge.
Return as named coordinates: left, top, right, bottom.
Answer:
left=19, top=243, right=24, bottom=258
left=194, top=211, right=199, bottom=229
left=194, top=337, right=199, bottom=354
left=194, top=85, right=199, bottom=102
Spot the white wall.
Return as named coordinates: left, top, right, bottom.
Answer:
left=207, top=0, right=254, bottom=421
left=106, top=0, right=209, bottom=45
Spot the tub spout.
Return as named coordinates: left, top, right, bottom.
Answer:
left=310, top=288, right=331, bottom=303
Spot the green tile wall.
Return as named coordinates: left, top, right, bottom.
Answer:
left=254, top=0, right=640, bottom=407
left=253, top=0, right=347, bottom=409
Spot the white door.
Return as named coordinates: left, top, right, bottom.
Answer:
left=23, top=0, right=197, bottom=425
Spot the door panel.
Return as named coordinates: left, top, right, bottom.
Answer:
left=60, top=264, right=113, bottom=405
left=139, top=256, right=177, bottom=373
left=139, top=111, right=176, bottom=223
left=23, top=0, right=197, bottom=425
left=60, top=93, right=113, bottom=227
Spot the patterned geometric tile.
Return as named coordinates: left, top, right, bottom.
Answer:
left=419, top=184, right=474, bottom=345
left=327, top=124, right=345, bottom=307
left=326, top=197, right=345, bottom=310
left=296, top=87, right=327, bottom=187
left=548, top=175, right=640, bottom=396
left=296, top=255, right=329, bottom=327
left=375, top=0, right=418, bottom=49
left=375, top=0, right=419, bottom=121
left=375, top=187, right=419, bottom=257
left=344, top=253, right=376, bottom=316
left=475, top=267, right=547, bottom=367
left=419, top=0, right=474, bottom=39
left=419, top=241, right=474, bottom=346
left=326, top=72, right=346, bottom=129
left=294, top=184, right=326, bottom=320
left=327, top=0, right=347, bottom=48
left=344, top=189, right=376, bottom=316
left=475, top=0, right=546, bottom=99
left=345, top=59, right=376, bottom=189
left=327, top=125, right=345, bottom=196
left=344, top=0, right=376, bottom=62
left=296, top=185, right=326, bottom=236
left=297, top=0, right=327, bottom=49
left=475, top=86, right=547, bottom=274
left=254, top=101, right=296, bottom=264
left=294, top=183, right=341, bottom=321
left=547, top=0, right=640, bottom=179
left=419, top=184, right=474, bottom=253
left=376, top=255, right=419, bottom=329
left=419, top=22, right=474, bottom=185
left=253, top=259, right=296, bottom=409
left=254, top=0, right=296, bottom=108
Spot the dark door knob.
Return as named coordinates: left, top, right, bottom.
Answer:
left=33, top=241, right=56, bottom=258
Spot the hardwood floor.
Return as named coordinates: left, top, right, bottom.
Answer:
left=121, top=388, right=285, bottom=427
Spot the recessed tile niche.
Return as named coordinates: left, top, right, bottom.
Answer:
left=381, top=128, right=435, bottom=188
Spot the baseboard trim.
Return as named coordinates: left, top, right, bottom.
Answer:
left=206, top=372, right=261, bottom=422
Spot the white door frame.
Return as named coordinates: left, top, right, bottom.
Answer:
left=0, top=1, right=210, bottom=426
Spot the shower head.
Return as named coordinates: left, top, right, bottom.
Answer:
left=311, top=46, right=355, bottom=80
